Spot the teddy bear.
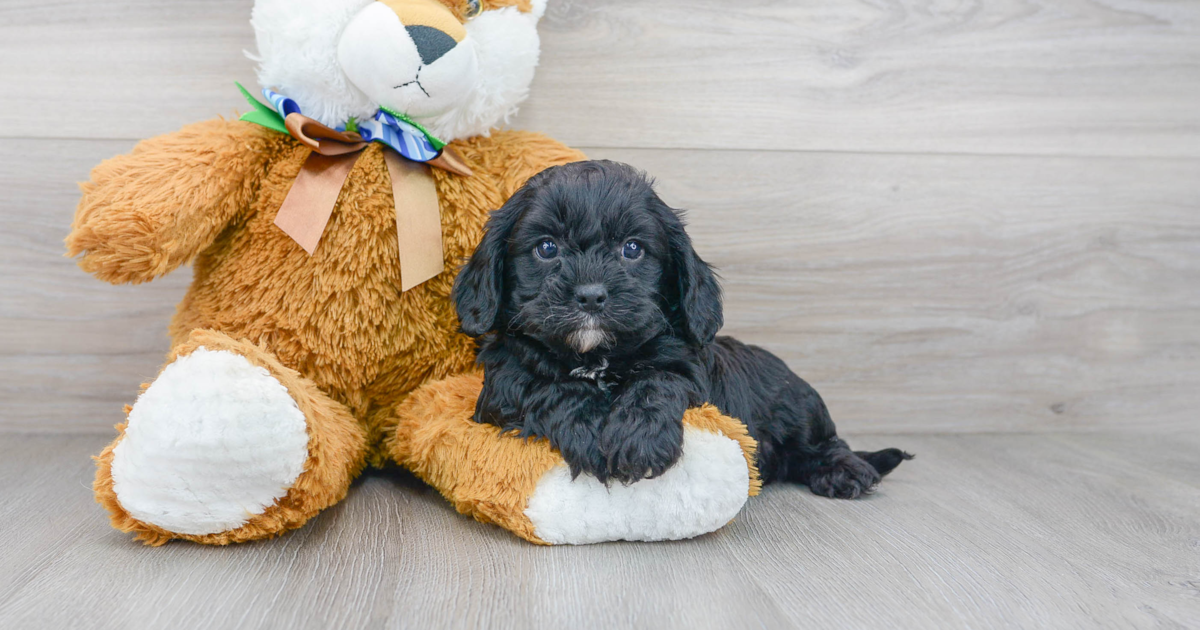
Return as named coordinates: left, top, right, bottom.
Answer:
left=68, top=0, right=760, bottom=546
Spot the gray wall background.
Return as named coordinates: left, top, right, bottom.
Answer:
left=2, top=0, right=1198, bottom=434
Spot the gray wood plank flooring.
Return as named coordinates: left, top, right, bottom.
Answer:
left=0, top=432, right=1196, bottom=630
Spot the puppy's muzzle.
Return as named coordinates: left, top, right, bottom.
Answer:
left=574, top=283, right=608, bottom=314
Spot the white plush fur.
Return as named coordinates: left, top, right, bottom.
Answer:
left=417, top=4, right=542, bottom=141
left=524, top=427, right=751, bottom=544
left=110, top=348, right=310, bottom=536
left=250, top=0, right=377, bottom=129
left=337, top=3, right=479, bottom=120
left=250, top=0, right=545, bottom=142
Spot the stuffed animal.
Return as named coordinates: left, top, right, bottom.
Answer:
left=68, top=0, right=759, bottom=546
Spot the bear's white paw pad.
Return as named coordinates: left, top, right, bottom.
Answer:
left=111, top=348, right=309, bottom=535
left=525, top=428, right=750, bottom=544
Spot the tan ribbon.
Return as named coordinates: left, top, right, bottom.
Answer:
left=385, top=152, right=445, bottom=292
left=274, top=112, right=473, bottom=291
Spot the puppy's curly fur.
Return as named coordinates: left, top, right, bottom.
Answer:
left=454, top=160, right=911, bottom=495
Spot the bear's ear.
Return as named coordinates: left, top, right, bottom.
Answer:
left=478, top=0, right=547, bottom=19
left=420, top=0, right=544, bottom=141
left=453, top=190, right=527, bottom=336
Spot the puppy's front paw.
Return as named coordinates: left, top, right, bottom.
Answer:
left=556, top=429, right=612, bottom=484
left=600, top=408, right=684, bottom=485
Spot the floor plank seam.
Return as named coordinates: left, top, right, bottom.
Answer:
left=4, top=135, right=1200, bottom=163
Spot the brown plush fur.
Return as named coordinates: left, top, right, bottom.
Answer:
left=385, top=372, right=761, bottom=544
left=71, top=118, right=585, bottom=543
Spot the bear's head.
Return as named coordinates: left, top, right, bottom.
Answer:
left=250, top=0, right=547, bottom=143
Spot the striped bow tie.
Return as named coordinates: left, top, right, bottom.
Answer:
left=236, top=83, right=471, bottom=291
left=258, top=87, right=443, bottom=163
left=238, top=83, right=471, bottom=175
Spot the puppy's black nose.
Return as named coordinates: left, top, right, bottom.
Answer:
left=405, top=25, right=457, bottom=65
left=574, top=284, right=608, bottom=313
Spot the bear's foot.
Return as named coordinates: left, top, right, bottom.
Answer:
left=95, top=329, right=368, bottom=545
left=110, top=348, right=308, bottom=535
left=524, top=426, right=753, bottom=544
left=387, top=373, right=762, bottom=545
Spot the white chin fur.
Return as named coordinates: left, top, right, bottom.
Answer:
left=250, top=0, right=543, bottom=142
left=525, top=427, right=751, bottom=544
left=567, top=326, right=610, bottom=353
left=110, top=348, right=310, bottom=536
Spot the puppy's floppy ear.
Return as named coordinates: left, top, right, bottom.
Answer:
left=453, top=191, right=525, bottom=337
left=661, top=203, right=723, bottom=345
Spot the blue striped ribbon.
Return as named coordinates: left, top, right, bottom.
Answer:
left=262, top=89, right=441, bottom=163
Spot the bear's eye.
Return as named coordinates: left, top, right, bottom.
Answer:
left=622, top=240, right=643, bottom=260
left=535, top=239, right=558, bottom=260
left=464, top=0, right=482, bottom=18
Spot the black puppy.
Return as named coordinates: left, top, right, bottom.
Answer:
left=453, top=160, right=911, bottom=497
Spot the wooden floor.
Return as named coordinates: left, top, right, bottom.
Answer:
left=0, top=431, right=1197, bottom=629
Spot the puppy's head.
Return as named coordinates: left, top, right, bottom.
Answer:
left=454, top=160, right=723, bottom=354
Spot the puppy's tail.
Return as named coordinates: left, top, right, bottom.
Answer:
left=854, top=448, right=914, bottom=477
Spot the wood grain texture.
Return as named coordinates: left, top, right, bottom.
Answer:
left=0, top=432, right=1196, bottom=629
left=0, top=139, right=189, bottom=432
left=584, top=147, right=1200, bottom=433
left=2, top=0, right=1196, bottom=626
left=1, top=0, right=1198, bottom=157
left=4, top=137, right=1197, bottom=433
left=0, top=0, right=259, bottom=140
left=524, top=0, right=1200, bottom=157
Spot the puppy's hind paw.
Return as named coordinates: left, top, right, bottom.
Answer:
left=806, top=453, right=882, bottom=500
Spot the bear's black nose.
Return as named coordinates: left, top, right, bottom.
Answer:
left=405, top=25, right=457, bottom=65
left=575, top=284, right=608, bottom=313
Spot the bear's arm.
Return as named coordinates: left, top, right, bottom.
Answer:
left=66, top=118, right=280, bottom=285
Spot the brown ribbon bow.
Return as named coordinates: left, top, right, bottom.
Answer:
left=274, top=113, right=473, bottom=292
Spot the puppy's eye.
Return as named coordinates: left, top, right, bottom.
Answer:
left=464, top=0, right=482, bottom=18
left=622, top=240, right=644, bottom=260
left=535, top=239, right=559, bottom=260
